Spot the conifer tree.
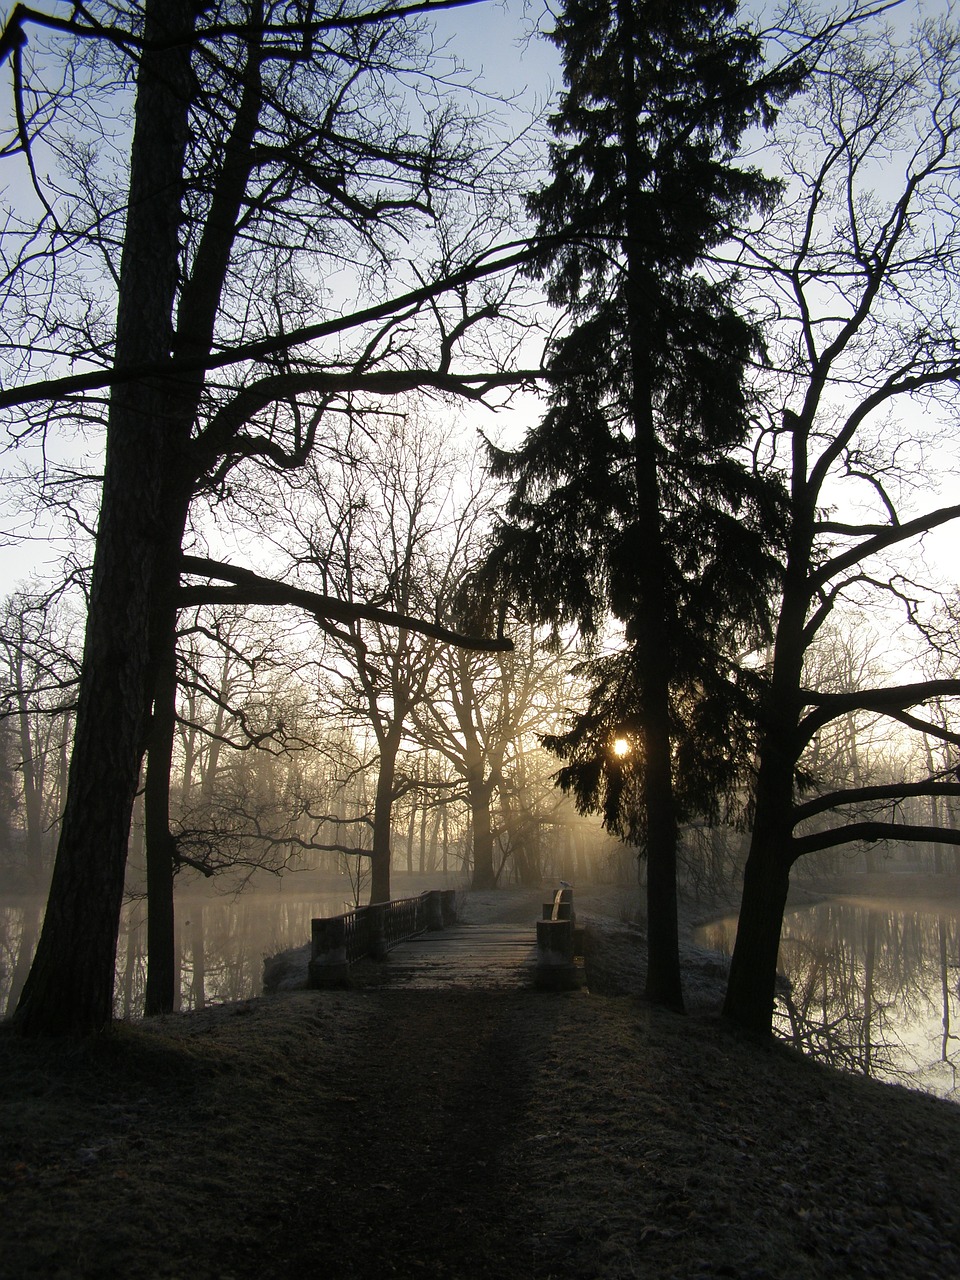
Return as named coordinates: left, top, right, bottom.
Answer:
left=488, top=0, right=797, bottom=1007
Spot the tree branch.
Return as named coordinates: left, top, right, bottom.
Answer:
left=0, top=242, right=544, bottom=412
left=798, top=679, right=960, bottom=742
left=191, top=366, right=540, bottom=470
left=178, top=556, right=513, bottom=653
left=0, top=0, right=488, bottom=63
left=792, top=822, right=960, bottom=861
left=811, top=503, right=960, bottom=590
left=793, top=780, right=960, bottom=825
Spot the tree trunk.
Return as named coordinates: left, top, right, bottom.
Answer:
left=617, top=0, right=682, bottom=1011
left=12, top=659, right=46, bottom=890
left=12, top=0, right=197, bottom=1035
left=469, top=771, right=496, bottom=889
left=722, top=807, right=793, bottom=1035
left=721, top=653, right=801, bottom=1035
left=722, top=496, right=815, bottom=1035
left=191, top=907, right=206, bottom=1011
left=369, top=731, right=402, bottom=904
left=5, top=900, right=42, bottom=1017
left=144, top=610, right=179, bottom=1016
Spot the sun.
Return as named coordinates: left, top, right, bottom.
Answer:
left=612, top=737, right=630, bottom=758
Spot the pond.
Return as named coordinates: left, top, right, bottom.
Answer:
left=699, top=896, right=960, bottom=1102
left=0, top=874, right=460, bottom=1019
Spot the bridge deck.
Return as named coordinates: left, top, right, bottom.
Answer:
left=376, top=923, right=538, bottom=990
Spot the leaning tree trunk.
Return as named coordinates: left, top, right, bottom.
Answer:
left=721, top=760, right=796, bottom=1035
left=722, top=610, right=803, bottom=1035
left=721, top=834, right=793, bottom=1034
left=722, top=524, right=814, bottom=1036
left=12, top=0, right=197, bottom=1036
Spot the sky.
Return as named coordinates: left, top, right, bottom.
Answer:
left=1, top=0, right=958, bottom=606
left=0, top=0, right=560, bottom=597
left=431, top=0, right=559, bottom=102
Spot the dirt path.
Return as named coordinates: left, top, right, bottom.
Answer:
left=249, top=990, right=565, bottom=1280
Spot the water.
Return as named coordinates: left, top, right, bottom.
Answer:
left=700, top=896, right=960, bottom=1102
left=0, top=875, right=458, bottom=1019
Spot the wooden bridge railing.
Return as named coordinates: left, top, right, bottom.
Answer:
left=308, top=888, right=458, bottom=987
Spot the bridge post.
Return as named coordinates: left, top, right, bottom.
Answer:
left=440, top=889, right=457, bottom=926
left=543, top=887, right=575, bottom=921
left=308, top=916, right=350, bottom=988
left=425, top=890, right=445, bottom=931
left=535, top=918, right=579, bottom=990
left=367, top=903, right=389, bottom=960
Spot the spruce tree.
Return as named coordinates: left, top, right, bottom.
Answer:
left=488, top=0, right=797, bottom=1008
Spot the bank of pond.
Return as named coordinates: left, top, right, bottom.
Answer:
left=2, top=873, right=959, bottom=1104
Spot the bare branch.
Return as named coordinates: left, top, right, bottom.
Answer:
left=792, top=821, right=960, bottom=861
left=0, top=243, right=544, bottom=413
left=793, top=780, right=960, bottom=825
left=811, top=504, right=960, bottom=591
left=178, top=555, right=513, bottom=653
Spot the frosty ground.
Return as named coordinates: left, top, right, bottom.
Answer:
left=2, top=885, right=959, bottom=1278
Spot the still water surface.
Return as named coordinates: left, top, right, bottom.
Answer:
left=699, top=897, right=960, bottom=1102
left=1, top=883, right=369, bottom=1019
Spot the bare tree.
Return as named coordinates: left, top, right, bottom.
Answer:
left=263, top=416, right=495, bottom=901
left=1, top=0, right=527, bottom=1035
left=722, top=11, right=960, bottom=1034
left=0, top=590, right=79, bottom=891
left=411, top=616, right=575, bottom=887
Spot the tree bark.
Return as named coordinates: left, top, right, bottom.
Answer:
left=12, top=0, right=197, bottom=1035
left=369, top=729, right=402, bottom=904
left=468, top=769, right=497, bottom=889
left=143, top=609, right=180, bottom=1016
left=721, top=820, right=793, bottom=1034
left=722, top=609, right=806, bottom=1033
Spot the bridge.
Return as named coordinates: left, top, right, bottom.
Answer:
left=304, top=887, right=583, bottom=992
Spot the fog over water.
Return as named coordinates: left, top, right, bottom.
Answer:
left=0, top=873, right=461, bottom=1019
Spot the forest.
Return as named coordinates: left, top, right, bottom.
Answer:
left=2, top=0, right=960, bottom=1044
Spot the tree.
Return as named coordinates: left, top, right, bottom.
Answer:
left=412, top=616, right=578, bottom=887
left=1, top=0, right=523, bottom=1035
left=722, top=11, right=960, bottom=1035
left=142, top=604, right=299, bottom=1014
left=265, top=414, right=487, bottom=903
left=484, top=0, right=793, bottom=1007
left=137, top=480, right=510, bottom=1012
left=0, top=590, right=79, bottom=891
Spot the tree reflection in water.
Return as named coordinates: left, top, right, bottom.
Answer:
left=1, top=888, right=353, bottom=1018
left=704, top=900, right=960, bottom=1100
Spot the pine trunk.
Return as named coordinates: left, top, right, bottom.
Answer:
left=618, top=0, right=683, bottom=1011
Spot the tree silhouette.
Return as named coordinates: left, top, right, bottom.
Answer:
left=1, top=0, right=520, bottom=1035
left=485, top=0, right=795, bottom=1007
left=721, top=12, right=960, bottom=1035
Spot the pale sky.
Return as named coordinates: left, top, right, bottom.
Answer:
left=2, top=0, right=958, bottom=602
